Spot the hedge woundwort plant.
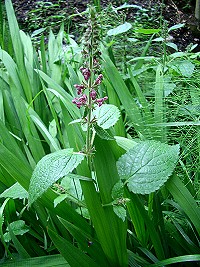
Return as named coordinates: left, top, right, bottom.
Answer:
left=72, top=6, right=108, bottom=164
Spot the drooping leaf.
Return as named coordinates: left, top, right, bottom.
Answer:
left=117, top=140, right=180, bottom=194
left=28, top=149, right=85, bottom=205
left=107, top=22, right=132, bottom=36
left=0, top=183, right=28, bottom=199
left=93, top=104, right=120, bottom=129
left=113, top=206, right=126, bottom=222
left=4, top=220, right=29, bottom=242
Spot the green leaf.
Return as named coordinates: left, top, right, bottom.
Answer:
left=7, top=223, right=30, bottom=258
left=117, top=141, right=180, bottom=194
left=150, top=254, right=200, bottom=267
left=94, top=124, right=115, bottom=140
left=113, top=206, right=126, bottom=222
left=163, top=76, right=176, bottom=97
left=114, top=136, right=138, bottom=151
left=58, top=218, right=109, bottom=266
left=28, top=149, right=85, bottom=205
left=166, top=174, right=200, bottom=235
left=115, top=3, right=142, bottom=11
left=107, top=22, right=132, bottom=36
left=48, top=228, right=99, bottom=267
left=178, top=60, right=195, bottom=77
left=93, top=104, right=120, bottom=129
left=0, top=183, right=28, bottom=199
left=1, top=254, right=70, bottom=267
left=61, top=175, right=83, bottom=200
left=134, top=28, right=160, bottom=34
left=112, top=180, right=124, bottom=200
left=4, top=220, right=29, bottom=242
left=31, top=28, right=46, bottom=38
left=166, top=42, right=178, bottom=51
left=54, top=194, right=68, bottom=208
left=168, top=23, right=185, bottom=32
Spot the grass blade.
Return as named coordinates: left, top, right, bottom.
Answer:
left=166, top=174, right=200, bottom=235
left=48, top=228, right=99, bottom=267
left=1, top=254, right=70, bottom=267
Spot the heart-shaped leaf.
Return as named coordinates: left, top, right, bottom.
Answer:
left=28, top=149, right=84, bottom=205
left=93, top=104, right=120, bottom=129
left=117, top=141, right=179, bottom=194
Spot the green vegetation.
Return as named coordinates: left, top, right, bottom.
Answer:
left=0, top=0, right=200, bottom=266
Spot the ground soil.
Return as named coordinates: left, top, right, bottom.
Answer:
left=10, top=0, right=200, bottom=51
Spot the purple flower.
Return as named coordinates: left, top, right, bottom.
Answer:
left=72, top=97, right=78, bottom=104
left=79, top=94, right=87, bottom=104
left=80, top=67, right=91, bottom=81
left=90, top=89, right=97, bottom=100
left=76, top=102, right=82, bottom=109
left=74, top=84, right=85, bottom=95
left=96, top=96, right=108, bottom=107
left=72, top=94, right=88, bottom=109
left=95, top=74, right=103, bottom=85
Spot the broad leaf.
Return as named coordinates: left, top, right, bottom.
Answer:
left=93, top=104, right=120, bottom=129
left=0, top=183, right=28, bottom=200
left=28, top=149, right=84, bottom=205
left=107, top=22, right=132, bottom=36
left=178, top=60, right=195, bottom=77
left=117, top=141, right=179, bottom=194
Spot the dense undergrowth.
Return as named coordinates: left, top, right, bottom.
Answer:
left=0, top=0, right=200, bottom=266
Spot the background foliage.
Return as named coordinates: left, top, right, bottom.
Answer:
left=0, top=0, right=200, bottom=266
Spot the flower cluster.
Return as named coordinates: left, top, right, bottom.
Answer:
left=72, top=70, right=108, bottom=109
left=72, top=94, right=87, bottom=109
left=71, top=7, right=108, bottom=111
